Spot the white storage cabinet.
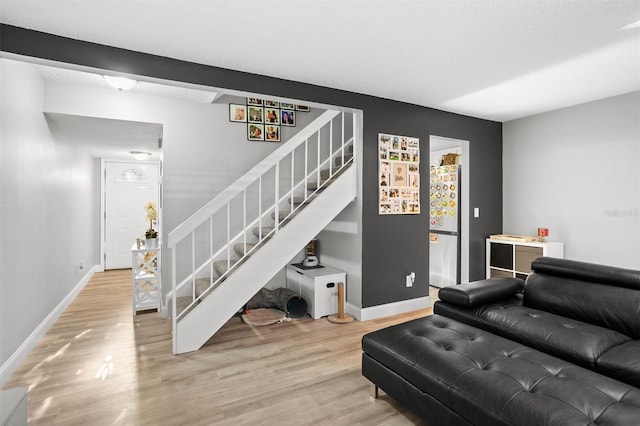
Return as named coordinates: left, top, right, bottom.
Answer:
left=486, top=238, right=564, bottom=280
left=286, top=264, right=346, bottom=319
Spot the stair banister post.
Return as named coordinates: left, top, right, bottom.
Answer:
left=316, top=128, right=321, bottom=189
left=290, top=152, right=294, bottom=214
left=171, top=247, right=177, bottom=354
left=274, top=162, right=280, bottom=231
left=209, top=215, right=214, bottom=287
left=304, top=139, right=308, bottom=203
left=258, top=175, right=262, bottom=240
left=226, top=203, right=231, bottom=271
left=341, top=112, right=345, bottom=165
left=353, top=112, right=357, bottom=163
left=329, top=117, right=333, bottom=176
left=243, top=188, right=247, bottom=253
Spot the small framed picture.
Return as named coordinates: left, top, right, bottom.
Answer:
left=264, top=108, right=280, bottom=124
left=247, top=98, right=263, bottom=106
left=280, top=102, right=295, bottom=109
left=264, top=100, right=279, bottom=107
left=265, top=125, right=280, bottom=142
left=248, top=123, right=264, bottom=141
left=229, top=104, right=247, bottom=122
left=248, top=106, right=264, bottom=123
left=281, top=109, right=295, bottom=126
left=296, top=104, right=310, bottom=112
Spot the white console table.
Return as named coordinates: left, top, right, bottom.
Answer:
left=286, top=264, right=346, bottom=319
left=131, top=242, right=161, bottom=314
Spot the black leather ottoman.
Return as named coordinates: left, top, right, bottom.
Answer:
left=362, top=315, right=640, bottom=426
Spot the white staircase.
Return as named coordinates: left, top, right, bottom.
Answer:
left=167, top=110, right=357, bottom=354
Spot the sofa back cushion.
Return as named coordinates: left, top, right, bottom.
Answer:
left=524, top=257, right=640, bottom=339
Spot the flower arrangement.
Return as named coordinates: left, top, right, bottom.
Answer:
left=144, top=202, right=158, bottom=239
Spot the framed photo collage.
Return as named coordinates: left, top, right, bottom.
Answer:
left=229, top=98, right=310, bottom=142
left=378, top=133, right=420, bottom=215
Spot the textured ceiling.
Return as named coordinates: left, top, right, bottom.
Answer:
left=1, top=0, right=639, bottom=122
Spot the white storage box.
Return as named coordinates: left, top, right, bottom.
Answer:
left=286, top=264, right=346, bottom=319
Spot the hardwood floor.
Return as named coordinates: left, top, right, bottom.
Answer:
left=4, top=270, right=433, bottom=425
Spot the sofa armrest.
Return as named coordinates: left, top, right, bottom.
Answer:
left=438, top=278, right=524, bottom=307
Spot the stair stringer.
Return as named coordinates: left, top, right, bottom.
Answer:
left=174, top=166, right=356, bottom=354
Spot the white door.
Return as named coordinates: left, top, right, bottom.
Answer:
left=105, top=161, right=160, bottom=269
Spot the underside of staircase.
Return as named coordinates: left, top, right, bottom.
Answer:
left=167, top=110, right=357, bottom=354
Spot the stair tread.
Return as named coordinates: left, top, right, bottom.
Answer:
left=233, top=242, right=257, bottom=256
left=252, top=227, right=275, bottom=238
left=213, top=259, right=238, bottom=275
left=195, top=278, right=211, bottom=296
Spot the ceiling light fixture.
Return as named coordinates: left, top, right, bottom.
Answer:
left=103, top=75, right=137, bottom=91
left=130, top=151, right=152, bottom=161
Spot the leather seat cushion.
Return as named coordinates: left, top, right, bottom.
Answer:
left=480, top=305, right=631, bottom=368
left=362, top=315, right=640, bottom=426
left=596, top=340, right=640, bottom=388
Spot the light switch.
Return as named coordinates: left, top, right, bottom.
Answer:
left=474, top=207, right=480, bottom=218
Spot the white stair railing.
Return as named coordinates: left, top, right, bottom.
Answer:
left=167, top=110, right=356, bottom=349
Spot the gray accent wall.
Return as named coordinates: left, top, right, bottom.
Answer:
left=0, top=25, right=502, bottom=345
left=503, top=91, right=640, bottom=269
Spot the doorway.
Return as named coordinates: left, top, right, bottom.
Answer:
left=429, top=136, right=470, bottom=286
left=102, top=161, right=161, bottom=269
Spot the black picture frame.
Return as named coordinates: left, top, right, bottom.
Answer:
left=281, top=109, right=295, bottom=126
left=247, top=106, right=264, bottom=123
left=229, top=104, right=247, bottom=122
left=247, top=123, right=264, bottom=141
left=264, top=108, right=280, bottom=125
left=265, top=125, right=280, bottom=142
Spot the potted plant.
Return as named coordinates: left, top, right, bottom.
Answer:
left=144, top=202, right=158, bottom=248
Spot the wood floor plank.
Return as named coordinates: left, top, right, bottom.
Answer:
left=4, top=269, right=433, bottom=425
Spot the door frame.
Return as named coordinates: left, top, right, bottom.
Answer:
left=100, top=158, right=162, bottom=271
left=429, top=136, right=470, bottom=284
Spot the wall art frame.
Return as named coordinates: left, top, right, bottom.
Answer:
left=229, top=104, right=247, bottom=122
left=378, top=133, right=420, bottom=215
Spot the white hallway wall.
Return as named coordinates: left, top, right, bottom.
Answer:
left=503, top=91, right=640, bottom=269
left=0, top=59, right=99, bottom=377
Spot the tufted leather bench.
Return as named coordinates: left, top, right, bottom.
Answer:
left=362, top=315, right=640, bottom=426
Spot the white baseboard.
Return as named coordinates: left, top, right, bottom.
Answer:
left=346, top=296, right=431, bottom=321
left=0, top=265, right=99, bottom=388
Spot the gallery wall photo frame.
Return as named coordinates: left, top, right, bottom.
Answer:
left=248, top=106, right=264, bottom=123
left=264, top=107, right=280, bottom=125
left=281, top=109, right=295, bottom=126
left=231, top=97, right=312, bottom=142
left=248, top=123, right=265, bottom=141
left=265, top=125, right=280, bottom=142
left=378, top=132, right=420, bottom=215
left=229, top=104, right=247, bottom=122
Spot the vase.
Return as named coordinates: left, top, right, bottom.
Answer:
left=145, top=238, right=157, bottom=249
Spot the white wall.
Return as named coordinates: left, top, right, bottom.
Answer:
left=0, top=59, right=99, bottom=376
left=503, top=91, right=640, bottom=268
left=42, top=82, right=324, bottom=293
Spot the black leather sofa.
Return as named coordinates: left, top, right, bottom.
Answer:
left=362, top=258, right=640, bottom=425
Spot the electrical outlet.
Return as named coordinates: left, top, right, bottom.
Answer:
left=78, top=261, right=84, bottom=270
left=406, top=274, right=413, bottom=287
